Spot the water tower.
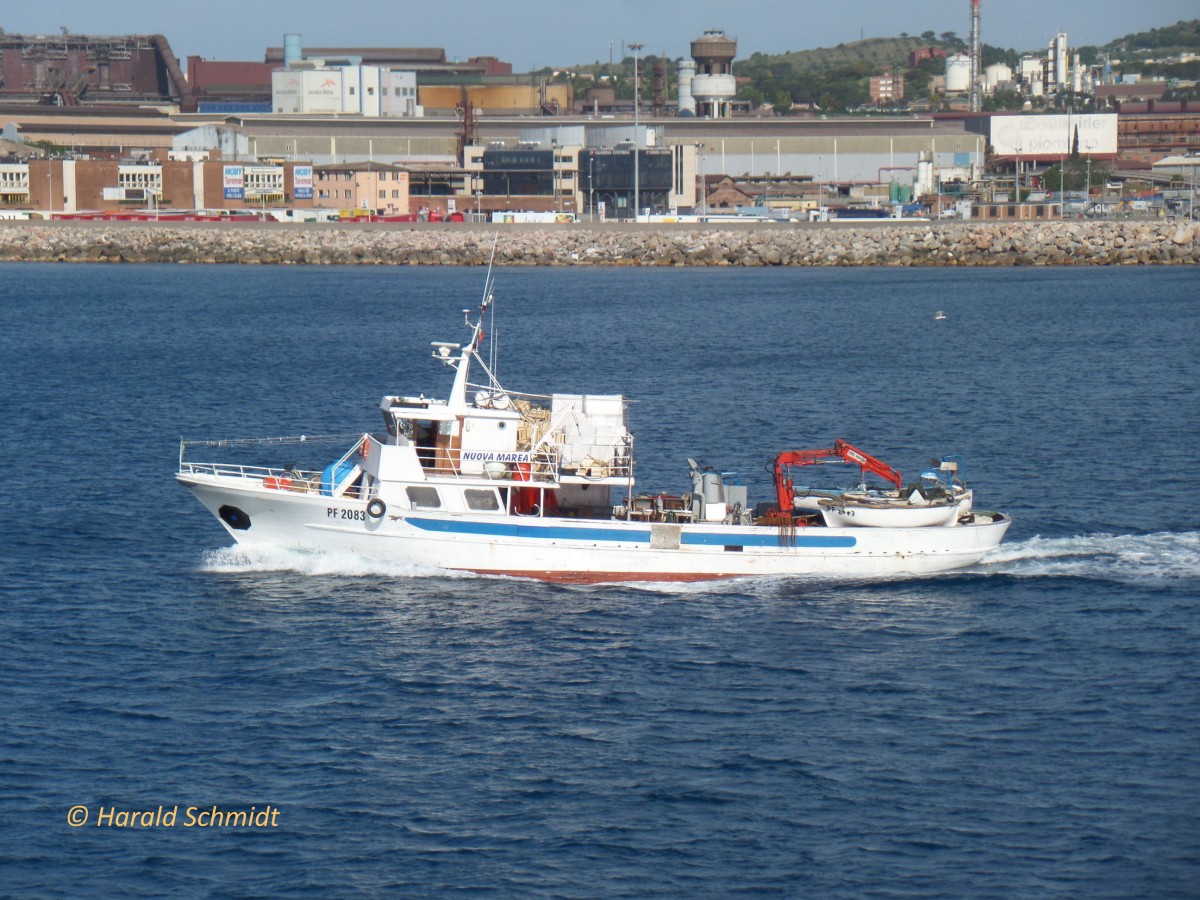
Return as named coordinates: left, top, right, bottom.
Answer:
left=690, top=29, right=736, bottom=118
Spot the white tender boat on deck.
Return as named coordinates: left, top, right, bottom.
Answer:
left=818, top=498, right=960, bottom=528
left=177, top=275, right=1010, bottom=583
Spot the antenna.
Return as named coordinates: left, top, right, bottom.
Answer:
left=480, top=235, right=499, bottom=312
left=481, top=236, right=500, bottom=378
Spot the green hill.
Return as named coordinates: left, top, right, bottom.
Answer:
left=763, top=35, right=956, bottom=73
left=555, top=20, right=1200, bottom=111
left=1105, top=19, right=1200, bottom=53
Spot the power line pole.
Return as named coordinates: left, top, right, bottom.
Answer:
left=630, top=42, right=643, bottom=223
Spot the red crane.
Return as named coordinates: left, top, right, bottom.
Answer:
left=772, top=439, right=903, bottom=515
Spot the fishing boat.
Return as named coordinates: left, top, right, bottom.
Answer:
left=177, top=273, right=1010, bottom=583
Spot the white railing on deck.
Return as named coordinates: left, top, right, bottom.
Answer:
left=177, top=433, right=366, bottom=484
left=178, top=461, right=322, bottom=484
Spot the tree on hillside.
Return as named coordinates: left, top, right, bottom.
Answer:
left=982, top=90, right=1022, bottom=112
left=902, top=56, right=945, bottom=103
left=1111, top=19, right=1200, bottom=52
left=980, top=43, right=1018, bottom=69
left=1042, top=159, right=1111, bottom=193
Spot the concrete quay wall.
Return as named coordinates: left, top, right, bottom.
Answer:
left=0, top=220, right=1196, bottom=266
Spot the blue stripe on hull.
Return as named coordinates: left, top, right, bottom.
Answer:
left=681, top=532, right=856, bottom=548
left=404, top=517, right=856, bottom=549
left=407, top=517, right=650, bottom=542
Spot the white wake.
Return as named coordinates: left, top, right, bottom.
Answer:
left=200, top=545, right=470, bottom=580
left=979, top=531, right=1200, bottom=582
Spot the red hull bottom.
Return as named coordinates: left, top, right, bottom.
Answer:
left=467, top=568, right=736, bottom=584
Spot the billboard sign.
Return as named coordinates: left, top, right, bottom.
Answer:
left=293, top=165, right=313, bottom=199
left=990, top=114, right=1118, bottom=159
left=223, top=165, right=244, bottom=200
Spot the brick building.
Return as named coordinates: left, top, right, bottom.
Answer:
left=10, top=157, right=316, bottom=213
left=870, top=68, right=905, bottom=105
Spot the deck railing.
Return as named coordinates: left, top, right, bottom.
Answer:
left=178, top=433, right=364, bottom=489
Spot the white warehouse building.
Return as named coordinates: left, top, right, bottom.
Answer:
left=271, top=61, right=422, bottom=117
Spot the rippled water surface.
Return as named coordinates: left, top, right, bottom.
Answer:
left=1, top=263, right=1198, bottom=897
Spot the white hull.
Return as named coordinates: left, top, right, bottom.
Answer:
left=181, top=475, right=1010, bottom=584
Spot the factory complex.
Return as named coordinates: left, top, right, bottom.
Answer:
left=0, top=11, right=1196, bottom=223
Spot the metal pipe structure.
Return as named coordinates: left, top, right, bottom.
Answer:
left=150, top=34, right=195, bottom=113
left=969, top=0, right=982, bottom=113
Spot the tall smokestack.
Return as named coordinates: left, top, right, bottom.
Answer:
left=969, top=0, right=981, bottom=112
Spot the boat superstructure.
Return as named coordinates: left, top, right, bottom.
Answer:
left=178, top=274, right=1010, bottom=583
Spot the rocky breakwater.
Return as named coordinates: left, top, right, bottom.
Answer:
left=0, top=220, right=1196, bottom=266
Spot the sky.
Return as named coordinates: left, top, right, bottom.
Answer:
left=2, top=1, right=1196, bottom=72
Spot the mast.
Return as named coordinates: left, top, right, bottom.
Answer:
left=445, top=238, right=499, bottom=411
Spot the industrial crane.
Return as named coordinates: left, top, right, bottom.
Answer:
left=772, top=439, right=903, bottom=516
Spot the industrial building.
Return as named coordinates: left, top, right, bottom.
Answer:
left=271, top=63, right=422, bottom=117
left=186, top=58, right=275, bottom=114
left=263, top=45, right=510, bottom=77
left=0, top=31, right=192, bottom=109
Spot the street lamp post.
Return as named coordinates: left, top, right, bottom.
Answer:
left=1190, top=157, right=1196, bottom=221
left=589, top=153, right=595, bottom=222
left=629, top=42, right=643, bottom=223
left=1014, top=143, right=1022, bottom=202
left=551, top=139, right=559, bottom=214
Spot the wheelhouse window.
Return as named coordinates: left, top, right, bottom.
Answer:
left=406, top=487, right=442, bottom=509
left=465, top=489, right=500, bottom=511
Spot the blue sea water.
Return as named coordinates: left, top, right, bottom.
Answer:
left=1, top=262, right=1198, bottom=898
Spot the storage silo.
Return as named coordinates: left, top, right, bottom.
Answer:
left=677, top=60, right=696, bottom=116
left=915, top=150, right=935, bottom=200
left=1050, top=31, right=1069, bottom=90
left=283, top=33, right=302, bottom=68
left=945, top=54, right=971, bottom=93
left=984, top=62, right=1013, bottom=90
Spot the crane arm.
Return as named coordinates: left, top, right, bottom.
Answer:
left=771, top=440, right=904, bottom=515
left=833, top=439, right=903, bottom=491
left=772, top=447, right=839, bottom=514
